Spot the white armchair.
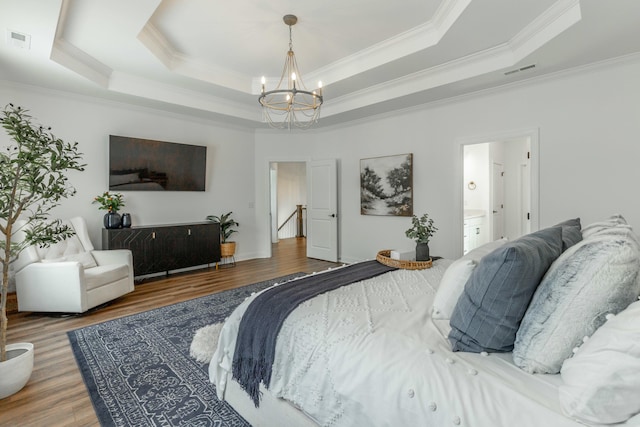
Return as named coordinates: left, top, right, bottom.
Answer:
left=14, top=217, right=134, bottom=313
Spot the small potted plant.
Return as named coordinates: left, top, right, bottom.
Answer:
left=405, top=213, right=438, bottom=261
left=93, top=191, right=125, bottom=229
left=206, top=212, right=239, bottom=258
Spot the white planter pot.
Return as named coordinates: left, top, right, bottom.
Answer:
left=0, top=342, right=34, bottom=399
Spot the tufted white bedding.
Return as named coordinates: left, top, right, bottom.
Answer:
left=209, top=260, right=637, bottom=426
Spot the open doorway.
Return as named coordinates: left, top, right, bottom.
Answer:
left=459, top=129, right=539, bottom=255
left=269, top=162, right=307, bottom=244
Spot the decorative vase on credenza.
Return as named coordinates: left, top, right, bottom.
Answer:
left=121, top=213, right=132, bottom=228
left=103, top=211, right=122, bottom=229
left=93, top=191, right=125, bottom=229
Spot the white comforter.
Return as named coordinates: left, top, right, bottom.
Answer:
left=209, top=261, right=587, bottom=427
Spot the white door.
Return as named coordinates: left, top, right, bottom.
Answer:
left=492, top=162, right=504, bottom=240
left=307, top=159, right=338, bottom=262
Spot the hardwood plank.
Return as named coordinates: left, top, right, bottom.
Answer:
left=0, top=238, right=339, bottom=427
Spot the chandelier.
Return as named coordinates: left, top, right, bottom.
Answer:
left=259, top=15, right=323, bottom=130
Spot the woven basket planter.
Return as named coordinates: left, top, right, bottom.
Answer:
left=220, top=242, right=236, bottom=257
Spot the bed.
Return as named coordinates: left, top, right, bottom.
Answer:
left=209, top=215, right=640, bottom=426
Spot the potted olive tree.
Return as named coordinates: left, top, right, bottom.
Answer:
left=206, top=211, right=239, bottom=258
left=405, top=213, right=438, bottom=261
left=0, top=104, right=85, bottom=398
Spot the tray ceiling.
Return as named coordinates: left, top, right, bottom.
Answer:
left=1, top=0, right=639, bottom=129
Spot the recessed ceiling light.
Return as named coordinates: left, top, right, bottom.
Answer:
left=6, top=30, right=31, bottom=50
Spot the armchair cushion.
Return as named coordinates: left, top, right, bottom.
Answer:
left=85, top=264, right=130, bottom=291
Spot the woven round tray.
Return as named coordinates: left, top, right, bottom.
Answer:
left=376, top=250, right=432, bottom=270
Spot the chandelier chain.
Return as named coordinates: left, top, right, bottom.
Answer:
left=289, top=25, right=293, bottom=52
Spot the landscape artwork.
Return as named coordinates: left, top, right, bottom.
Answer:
left=360, top=153, right=413, bottom=216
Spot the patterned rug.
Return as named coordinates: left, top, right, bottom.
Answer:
left=68, top=273, right=304, bottom=427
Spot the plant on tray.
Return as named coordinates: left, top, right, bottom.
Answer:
left=405, top=213, right=438, bottom=261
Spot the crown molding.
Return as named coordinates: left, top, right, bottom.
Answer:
left=137, top=22, right=175, bottom=70
left=50, top=38, right=112, bottom=88
left=323, top=0, right=582, bottom=118
left=510, top=0, right=581, bottom=63
left=300, top=0, right=472, bottom=88
left=107, top=71, right=257, bottom=122
left=139, top=22, right=253, bottom=93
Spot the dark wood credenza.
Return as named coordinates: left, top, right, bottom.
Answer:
left=102, top=222, right=221, bottom=276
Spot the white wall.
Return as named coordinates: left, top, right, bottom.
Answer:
left=463, top=143, right=490, bottom=214
left=4, top=55, right=639, bottom=267
left=0, top=85, right=258, bottom=261
left=255, top=56, right=640, bottom=262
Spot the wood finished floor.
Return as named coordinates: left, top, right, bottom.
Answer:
left=0, top=238, right=339, bottom=427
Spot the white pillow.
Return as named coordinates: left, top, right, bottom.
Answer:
left=37, top=233, right=85, bottom=260
left=513, top=229, right=640, bottom=373
left=40, top=251, right=97, bottom=269
left=431, top=239, right=507, bottom=320
left=581, top=214, right=627, bottom=239
left=559, top=300, right=640, bottom=424
left=65, top=251, right=98, bottom=269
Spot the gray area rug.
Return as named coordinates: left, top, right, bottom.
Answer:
left=68, top=273, right=304, bottom=427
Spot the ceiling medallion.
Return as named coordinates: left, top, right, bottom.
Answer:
left=259, top=15, right=323, bottom=130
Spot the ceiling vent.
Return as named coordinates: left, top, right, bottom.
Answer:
left=504, top=64, right=536, bottom=76
left=6, top=30, right=31, bottom=49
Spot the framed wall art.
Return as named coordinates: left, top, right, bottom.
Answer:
left=360, top=153, right=413, bottom=216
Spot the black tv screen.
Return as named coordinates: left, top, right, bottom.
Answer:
left=109, top=135, right=207, bottom=191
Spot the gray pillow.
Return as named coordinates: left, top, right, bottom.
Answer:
left=448, top=226, right=563, bottom=352
left=513, top=228, right=640, bottom=374
left=555, top=218, right=582, bottom=251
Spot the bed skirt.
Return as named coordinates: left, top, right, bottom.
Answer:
left=225, top=378, right=318, bottom=427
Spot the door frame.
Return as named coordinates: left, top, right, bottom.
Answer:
left=454, top=128, right=539, bottom=257
left=264, top=156, right=312, bottom=259
left=491, top=160, right=505, bottom=240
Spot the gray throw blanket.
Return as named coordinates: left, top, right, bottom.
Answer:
left=232, top=260, right=397, bottom=407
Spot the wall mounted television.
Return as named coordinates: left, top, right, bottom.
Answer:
left=109, top=135, right=207, bottom=191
